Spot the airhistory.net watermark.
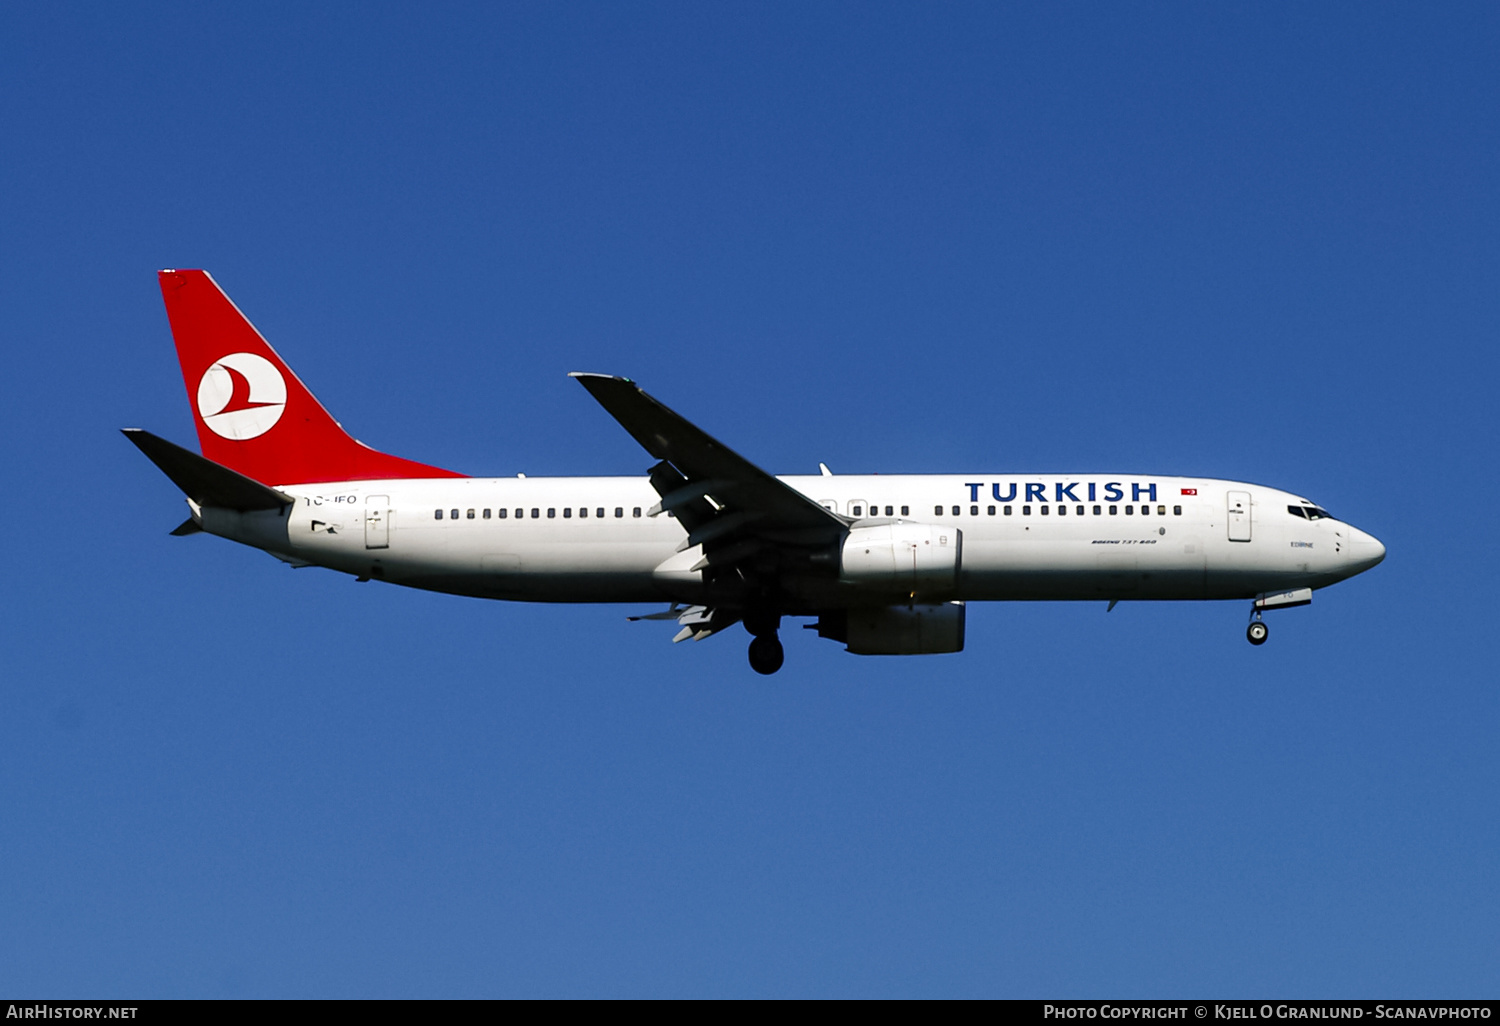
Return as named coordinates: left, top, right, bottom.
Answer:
left=1041, top=1006, right=1494, bottom=1020
left=5, top=1007, right=137, bottom=1020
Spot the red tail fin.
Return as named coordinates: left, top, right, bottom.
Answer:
left=159, top=270, right=463, bottom=486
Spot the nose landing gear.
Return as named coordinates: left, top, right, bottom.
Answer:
left=1247, top=609, right=1269, bottom=646
left=1244, top=589, right=1312, bottom=644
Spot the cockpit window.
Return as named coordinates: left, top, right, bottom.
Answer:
left=1290, top=504, right=1333, bottom=520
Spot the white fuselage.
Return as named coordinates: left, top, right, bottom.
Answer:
left=204, top=473, right=1386, bottom=610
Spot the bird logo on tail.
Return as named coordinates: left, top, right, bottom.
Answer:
left=196, top=352, right=287, bottom=440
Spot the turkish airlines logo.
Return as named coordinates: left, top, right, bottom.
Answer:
left=196, top=352, right=287, bottom=440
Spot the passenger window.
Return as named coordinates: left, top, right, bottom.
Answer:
left=483, top=508, right=491, bottom=519
left=515, top=509, right=523, bottom=519
left=633, top=507, right=642, bottom=517
left=563, top=508, right=572, bottom=518
left=1041, top=505, right=1049, bottom=515
left=450, top=509, right=459, bottom=519
left=1077, top=505, right=1085, bottom=516
left=1023, top=505, right=1031, bottom=516
left=466, top=509, right=475, bottom=519
left=900, top=505, right=909, bottom=516
left=1157, top=505, right=1166, bottom=516
left=970, top=505, right=979, bottom=516
left=579, top=507, right=587, bottom=518
left=433, top=509, right=442, bottom=520
left=597, top=508, right=605, bottom=518
left=1109, top=505, right=1117, bottom=515
left=885, top=506, right=893, bottom=516
left=1125, top=505, right=1133, bottom=515
left=531, top=508, right=540, bottom=518
left=852, top=505, right=863, bottom=517
left=498, top=508, right=508, bottom=519
left=934, top=505, right=943, bottom=516
left=987, top=505, right=996, bottom=516
left=1173, top=505, right=1182, bottom=516
left=1058, top=504, right=1067, bottom=515
left=1004, top=506, right=1012, bottom=516
left=952, top=505, right=960, bottom=516
left=547, top=508, right=556, bottom=518
left=1093, top=505, right=1101, bottom=515
left=615, top=507, right=624, bottom=518
left=1140, top=505, right=1149, bottom=516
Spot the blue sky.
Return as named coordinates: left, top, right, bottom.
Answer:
left=2, top=2, right=1496, bottom=997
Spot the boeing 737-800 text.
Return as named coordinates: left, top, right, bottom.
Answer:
left=126, top=270, right=1386, bottom=674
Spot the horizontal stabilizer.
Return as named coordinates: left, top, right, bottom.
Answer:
left=122, top=428, right=291, bottom=511
left=169, top=517, right=204, bottom=536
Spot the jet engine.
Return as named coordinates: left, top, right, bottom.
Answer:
left=839, top=522, right=960, bottom=593
left=811, top=601, right=967, bottom=655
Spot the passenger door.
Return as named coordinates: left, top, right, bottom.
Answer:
left=365, top=495, right=390, bottom=549
left=1227, top=491, right=1251, bottom=542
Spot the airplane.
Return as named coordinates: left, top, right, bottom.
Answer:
left=125, top=270, right=1386, bottom=674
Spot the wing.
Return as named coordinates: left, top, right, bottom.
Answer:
left=571, top=373, right=846, bottom=595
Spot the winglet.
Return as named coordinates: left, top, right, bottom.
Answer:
left=568, top=372, right=633, bottom=384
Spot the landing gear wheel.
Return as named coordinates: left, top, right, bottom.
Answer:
left=748, top=635, right=785, bottom=675
left=1247, top=621, right=1269, bottom=646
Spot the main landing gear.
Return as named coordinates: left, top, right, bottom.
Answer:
left=1247, top=609, right=1269, bottom=646
left=745, top=612, right=784, bottom=675
left=748, top=635, right=785, bottom=675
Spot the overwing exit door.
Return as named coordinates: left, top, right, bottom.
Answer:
left=1227, top=491, right=1251, bottom=542
left=365, top=496, right=390, bottom=549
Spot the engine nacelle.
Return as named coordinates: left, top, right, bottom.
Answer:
left=813, top=602, right=967, bottom=655
left=840, top=522, right=960, bottom=593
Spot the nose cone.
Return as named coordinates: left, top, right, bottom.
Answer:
left=1347, top=526, right=1386, bottom=574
